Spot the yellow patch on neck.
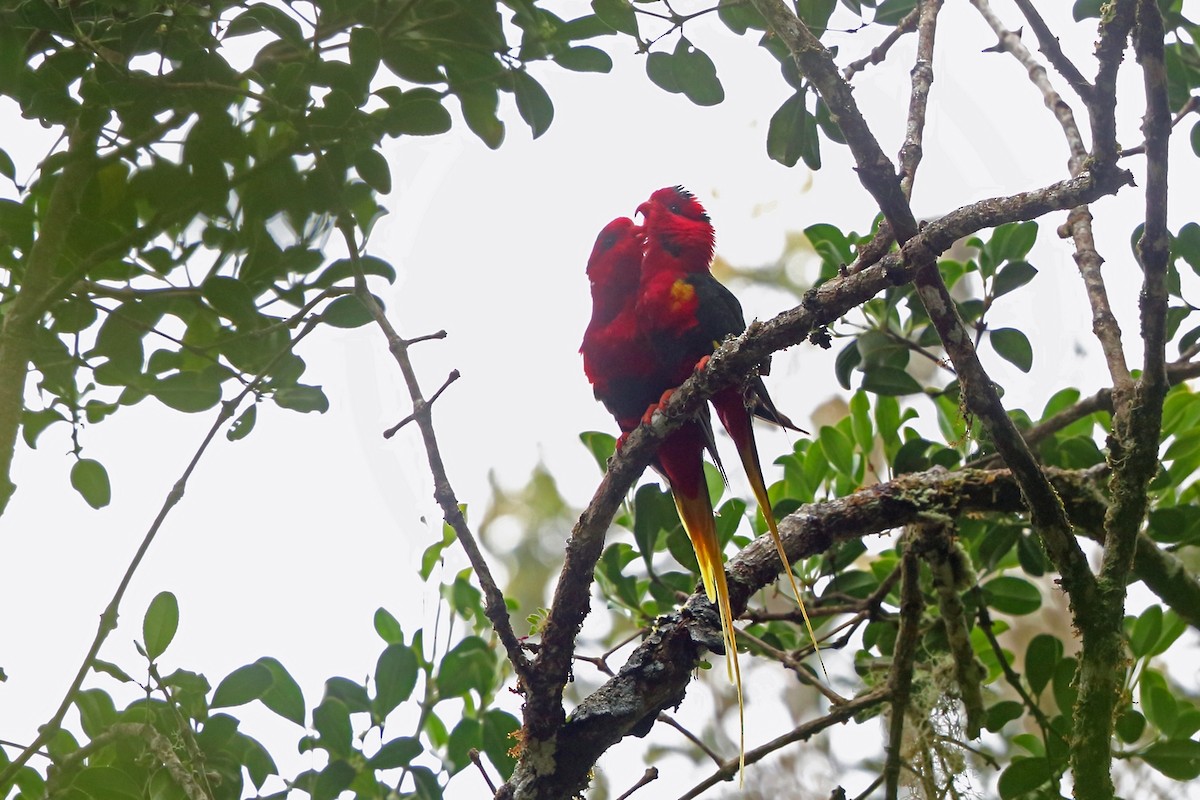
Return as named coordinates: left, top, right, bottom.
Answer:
left=668, top=279, right=695, bottom=310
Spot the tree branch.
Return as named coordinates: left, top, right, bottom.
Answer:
left=336, top=220, right=531, bottom=687
left=884, top=537, right=923, bottom=800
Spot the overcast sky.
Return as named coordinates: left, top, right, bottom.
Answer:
left=3, top=2, right=1199, bottom=797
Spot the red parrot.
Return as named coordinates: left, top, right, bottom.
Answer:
left=580, top=214, right=743, bottom=767
left=635, top=186, right=825, bottom=675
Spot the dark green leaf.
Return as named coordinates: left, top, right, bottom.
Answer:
left=1025, top=633, right=1062, bottom=695
left=1073, top=0, right=1104, bottom=20
left=324, top=677, right=372, bottom=713
left=72, top=766, right=141, bottom=800
left=1151, top=610, right=1187, bottom=656
left=312, top=760, right=355, bottom=800
left=375, top=644, right=418, bottom=717
left=834, top=339, right=861, bottom=390
left=154, top=371, right=223, bottom=413
left=369, top=736, right=422, bottom=770
left=143, top=591, right=179, bottom=660
left=767, top=92, right=809, bottom=168
left=227, top=404, right=257, bottom=442
left=313, top=698, right=353, bottom=758
left=990, top=327, right=1033, bottom=372
left=984, top=700, right=1023, bottom=732
left=0, top=148, right=14, bottom=181
left=1116, top=707, right=1146, bottom=743
left=411, top=765, right=442, bottom=800
left=592, top=0, right=637, bottom=35
left=354, top=149, right=391, bottom=194
left=874, top=0, right=916, bottom=25
left=992, top=260, right=1037, bottom=298
left=374, top=608, right=405, bottom=645
left=446, top=717, right=481, bottom=774
left=324, top=293, right=378, bottom=328
left=22, top=407, right=66, bottom=449
left=579, top=431, right=616, bottom=473
left=861, top=365, right=923, bottom=396
left=556, top=45, right=612, bottom=72
left=481, top=709, right=519, bottom=779
left=984, top=575, right=1042, bottom=615
left=71, top=458, right=111, bottom=509
left=998, top=757, right=1053, bottom=798
left=377, top=88, right=453, bottom=136
left=274, top=385, right=329, bottom=414
left=212, top=663, right=273, bottom=708
left=512, top=70, right=554, bottom=139
left=436, top=637, right=497, bottom=698
left=257, top=657, right=306, bottom=726
left=646, top=51, right=681, bottom=93
left=92, top=659, right=134, bottom=684
left=1131, top=605, right=1164, bottom=658
left=203, top=276, right=259, bottom=324
left=1142, top=739, right=1200, bottom=781
left=349, top=27, right=382, bottom=83
left=718, top=0, right=767, bottom=33
left=818, top=425, right=854, bottom=476
left=674, top=39, right=724, bottom=106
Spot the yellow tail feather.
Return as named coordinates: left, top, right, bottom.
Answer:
left=672, top=491, right=745, bottom=784
left=740, top=448, right=828, bottom=679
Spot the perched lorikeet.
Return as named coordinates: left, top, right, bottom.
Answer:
left=580, top=214, right=742, bottom=757
left=636, top=185, right=824, bottom=674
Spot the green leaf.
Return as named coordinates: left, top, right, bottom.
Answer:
left=990, top=327, right=1033, bottom=372
left=997, top=756, right=1053, bottom=798
left=446, top=717, right=481, bottom=774
left=1151, top=610, right=1187, bottom=656
left=323, top=294, right=376, bottom=328
left=374, top=644, right=418, bottom=717
left=377, top=88, right=453, bottom=136
left=312, top=760, right=355, bottom=800
left=203, top=276, right=259, bottom=324
left=767, top=92, right=810, bottom=168
left=834, top=339, right=861, bottom=390
left=861, top=365, right=923, bottom=396
left=579, top=431, right=616, bottom=473
left=0, top=148, right=14, bottom=182
left=227, top=404, right=258, bottom=442
left=556, top=45, right=612, bottom=72
left=673, top=38, right=724, bottom=106
left=1073, top=0, right=1104, bottom=21
left=369, top=736, right=422, bottom=770
left=374, top=608, right=405, bottom=645
left=592, top=0, right=637, bottom=35
left=212, top=663, right=273, bottom=708
left=143, top=591, right=179, bottom=660
left=354, top=149, right=392, bottom=194
left=818, top=425, right=855, bottom=476
left=154, top=371, right=223, bottom=413
left=512, top=70, right=554, bottom=139
left=313, top=698, right=353, bottom=758
left=72, top=766, right=142, bottom=800
left=984, top=700, right=1023, bottom=732
left=874, top=0, right=916, bottom=25
left=718, top=0, right=767, bottom=33
left=274, top=385, right=329, bottom=414
left=1130, top=605, right=1164, bottom=658
left=436, top=636, right=497, bottom=698
left=849, top=391, right=873, bottom=451
left=481, top=709, right=520, bottom=779
left=257, top=657, right=306, bottom=726
left=324, top=677, right=371, bottom=713
left=1142, top=739, right=1200, bottom=781
left=1025, top=633, right=1061, bottom=696
left=71, top=458, right=112, bottom=509
left=92, top=659, right=134, bottom=684
left=984, top=575, right=1042, bottom=615
left=992, top=260, right=1037, bottom=298
left=349, top=26, right=382, bottom=83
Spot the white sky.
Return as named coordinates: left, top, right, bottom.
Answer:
left=3, top=1, right=1200, bottom=798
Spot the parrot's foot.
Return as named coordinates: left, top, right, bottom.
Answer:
left=695, top=354, right=711, bottom=372
left=641, top=388, right=677, bottom=427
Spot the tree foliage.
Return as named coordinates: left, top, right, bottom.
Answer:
left=1, top=0, right=1199, bottom=799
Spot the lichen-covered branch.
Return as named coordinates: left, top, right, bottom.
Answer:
left=884, top=538, right=924, bottom=799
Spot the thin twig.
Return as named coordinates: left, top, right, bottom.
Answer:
left=843, top=8, right=920, bottom=79
left=337, top=219, right=530, bottom=686
left=677, top=687, right=892, bottom=799
left=657, top=713, right=723, bottom=765
left=975, top=602, right=1063, bottom=744
left=735, top=626, right=847, bottom=705
left=383, top=370, right=460, bottom=438
left=469, top=748, right=499, bottom=795
left=1120, top=96, right=1200, bottom=156
left=1011, top=0, right=1094, bottom=101
left=616, top=767, right=659, bottom=800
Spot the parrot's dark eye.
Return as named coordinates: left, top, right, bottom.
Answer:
left=669, top=202, right=682, bottom=214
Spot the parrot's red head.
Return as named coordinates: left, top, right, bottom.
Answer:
left=586, top=216, right=644, bottom=286
left=637, top=186, right=715, bottom=273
